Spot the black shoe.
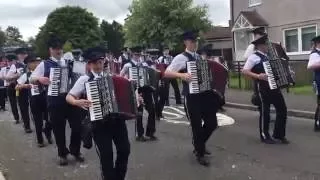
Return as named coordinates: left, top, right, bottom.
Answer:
left=147, top=135, right=158, bottom=141
left=261, top=138, right=276, bottom=144
left=314, top=127, right=320, bottom=132
left=196, top=156, right=210, bottom=167
left=15, top=120, right=20, bottom=124
left=38, top=143, right=46, bottom=148
left=73, top=154, right=85, bottom=163
left=136, top=136, right=147, bottom=142
left=274, top=137, right=290, bottom=144
left=58, top=157, right=68, bottom=166
left=176, top=102, right=182, bottom=105
left=25, top=129, right=33, bottom=134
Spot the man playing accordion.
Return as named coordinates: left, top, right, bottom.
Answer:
left=242, top=35, right=289, bottom=145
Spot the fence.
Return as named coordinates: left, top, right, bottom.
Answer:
left=230, top=60, right=312, bottom=92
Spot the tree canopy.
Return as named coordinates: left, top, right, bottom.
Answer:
left=35, top=6, right=102, bottom=57
left=0, top=28, right=5, bottom=47
left=100, top=20, right=125, bottom=56
left=5, top=26, right=24, bottom=46
left=124, top=0, right=211, bottom=50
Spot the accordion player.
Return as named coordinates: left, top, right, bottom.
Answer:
left=85, top=74, right=138, bottom=121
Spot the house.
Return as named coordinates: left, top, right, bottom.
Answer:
left=230, top=0, right=320, bottom=61
left=202, top=26, right=233, bottom=64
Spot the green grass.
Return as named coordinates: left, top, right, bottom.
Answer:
left=288, top=85, right=313, bottom=95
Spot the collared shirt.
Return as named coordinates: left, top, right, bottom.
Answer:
left=6, top=60, right=25, bottom=78
left=0, top=67, right=10, bottom=86
left=308, top=48, right=320, bottom=69
left=31, top=57, right=67, bottom=79
left=166, top=50, right=198, bottom=72
left=243, top=44, right=255, bottom=61
left=157, top=55, right=173, bottom=64
left=243, top=50, right=267, bottom=70
left=120, top=59, right=139, bottom=77
left=17, top=73, right=28, bottom=85
left=69, top=71, right=102, bottom=97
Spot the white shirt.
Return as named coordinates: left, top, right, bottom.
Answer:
left=31, top=57, right=67, bottom=79
left=157, top=55, right=173, bottom=65
left=120, top=59, right=139, bottom=77
left=307, top=48, right=320, bottom=69
left=69, top=71, right=102, bottom=97
left=243, top=44, right=255, bottom=61
left=118, top=54, right=129, bottom=63
left=0, top=67, right=10, bottom=86
left=166, top=50, right=198, bottom=72
left=17, top=73, right=28, bottom=85
left=6, top=61, right=25, bottom=79
left=242, top=51, right=267, bottom=70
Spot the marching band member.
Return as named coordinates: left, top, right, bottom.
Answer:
left=157, top=47, right=182, bottom=107
left=6, top=48, right=32, bottom=133
left=119, top=47, right=131, bottom=69
left=0, top=57, right=7, bottom=110
left=4, top=54, right=20, bottom=123
left=66, top=47, right=131, bottom=180
left=307, top=35, right=320, bottom=131
left=164, top=30, right=219, bottom=166
left=31, top=35, right=84, bottom=166
left=242, top=35, right=289, bottom=144
left=243, top=27, right=266, bottom=60
left=120, top=46, right=158, bottom=142
left=16, top=54, right=52, bottom=147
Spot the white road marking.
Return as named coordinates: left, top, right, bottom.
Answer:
left=0, top=172, right=5, bottom=180
left=162, top=106, right=235, bottom=127
left=164, top=106, right=186, bottom=115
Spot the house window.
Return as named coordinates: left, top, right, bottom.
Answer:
left=284, top=25, right=317, bottom=54
left=249, top=0, right=262, bottom=7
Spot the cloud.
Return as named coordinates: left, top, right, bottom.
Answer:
left=0, top=0, right=230, bottom=39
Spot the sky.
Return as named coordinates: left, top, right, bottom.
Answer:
left=0, top=0, right=230, bottom=40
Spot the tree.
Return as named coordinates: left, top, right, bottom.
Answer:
left=100, top=20, right=125, bottom=56
left=0, top=28, right=5, bottom=47
left=124, top=0, right=211, bottom=50
left=35, top=6, right=102, bottom=57
left=5, top=26, right=24, bottom=46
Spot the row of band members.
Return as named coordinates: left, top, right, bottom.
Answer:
left=0, top=30, right=228, bottom=180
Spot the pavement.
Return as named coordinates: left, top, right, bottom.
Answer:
left=224, top=89, right=317, bottom=119
left=1, top=102, right=320, bottom=180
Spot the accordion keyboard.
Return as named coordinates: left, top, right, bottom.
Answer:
left=263, top=61, right=277, bottom=90
left=187, top=61, right=199, bottom=94
left=85, top=81, right=103, bottom=121
left=48, top=68, right=60, bottom=96
left=129, top=67, right=139, bottom=81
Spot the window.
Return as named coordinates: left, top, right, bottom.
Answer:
left=249, top=0, right=262, bottom=7
left=284, top=25, right=317, bottom=54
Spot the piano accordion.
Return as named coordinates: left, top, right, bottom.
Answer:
left=128, top=67, right=160, bottom=90
left=187, top=60, right=214, bottom=94
left=262, top=59, right=294, bottom=90
left=47, top=67, right=70, bottom=96
left=85, top=75, right=138, bottom=121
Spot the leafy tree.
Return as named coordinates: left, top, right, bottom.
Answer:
left=0, top=28, right=5, bottom=47
left=100, top=20, right=125, bottom=56
left=5, top=26, right=24, bottom=46
left=35, top=6, right=102, bottom=57
left=124, top=0, right=211, bottom=51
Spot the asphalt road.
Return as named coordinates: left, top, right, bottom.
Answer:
left=0, top=105, right=320, bottom=180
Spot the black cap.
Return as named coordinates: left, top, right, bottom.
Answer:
left=250, top=27, right=266, bottom=35
left=131, top=46, right=142, bottom=54
left=312, top=35, right=320, bottom=43
left=24, top=54, right=40, bottom=64
left=83, top=47, right=106, bottom=63
left=163, top=47, right=170, bottom=50
left=15, top=48, right=28, bottom=55
left=182, top=30, right=199, bottom=41
left=47, top=34, right=63, bottom=49
left=251, top=35, right=268, bottom=45
left=6, top=54, right=17, bottom=61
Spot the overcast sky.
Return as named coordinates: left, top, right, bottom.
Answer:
left=0, top=0, right=230, bottom=40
